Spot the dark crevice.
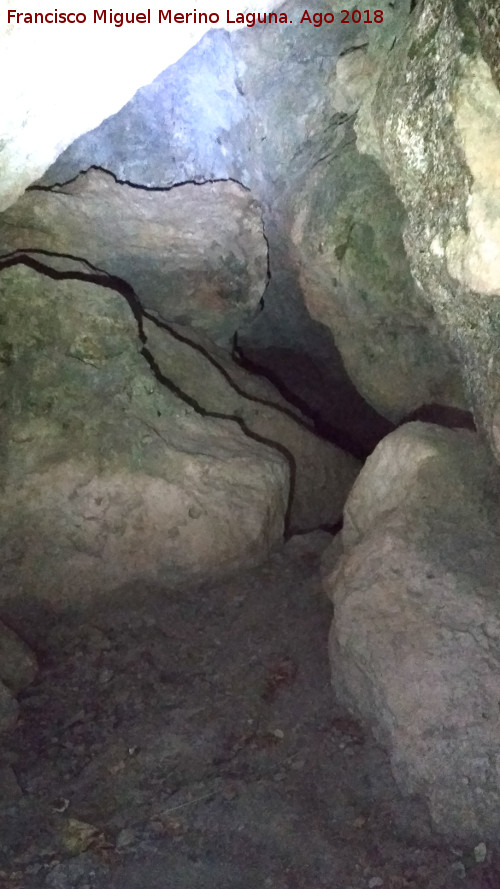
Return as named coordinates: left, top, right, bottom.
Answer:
left=337, top=43, right=369, bottom=58
left=233, top=336, right=383, bottom=461
left=294, top=517, right=343, bottom=538
left=310, top=136, right=358, bottom=171
left=401, top=403, right=476, bottom=431
left=27, top=165, right=254, bottom=196
left=0, top=249, right=422, bottom=534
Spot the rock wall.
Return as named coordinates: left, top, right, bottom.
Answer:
left=0, top=170, right=268, bottom=345
left=1, top=0, right=500, bottom=843
left=356, top=0, right=500, bottom=457
left=0, top=0, right=276, bottom=212
left=287, top=138, right=464, bottom=421
left=0, top=253, right=359, bottom=607
left=16, top=0, right=467, bottom=443
left=4, top=2, right=498, bottom=448
left=326, top=423, right=500, bottom=840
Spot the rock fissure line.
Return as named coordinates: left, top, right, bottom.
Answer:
left=143, top=309, right=318, bottom=436
left=0, top=249, right=304, bottom=451
left=1, top=250, right=359, bottom=536
left=139, top=344, right=296, bottom=538
left=0, top=251, right=301, bottom=536
left=27, top=166, right=256, bottom=197
left=232, top=337, right=372, bottom=459
left=0, top=251, right=145, bottom=340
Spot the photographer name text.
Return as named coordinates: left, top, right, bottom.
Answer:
left=7, top=8, right=385, bottom=26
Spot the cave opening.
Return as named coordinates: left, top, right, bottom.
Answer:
left=1, top=0, right=500, bottom=884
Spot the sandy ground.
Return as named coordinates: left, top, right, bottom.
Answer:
left=0, top=532, right=498, bottom=889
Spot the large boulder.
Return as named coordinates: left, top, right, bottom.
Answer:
left=0, top=263, right=289, bottom=608
left=275, top=13, right=465, bottom=424
left=326, top=422, right=500, bottom=840
left=0, top=170, right=268, bottom=344
left=356, top=0, right=500, bottom=458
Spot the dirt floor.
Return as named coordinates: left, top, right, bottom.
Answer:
left=0, top=532, right=499, bottom=889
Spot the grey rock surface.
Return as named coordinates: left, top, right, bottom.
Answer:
left=288, top=136, right=465, bottom=421
left=0, top=0, right=278, bottom=211
left=0, top=170, right=268, bottom=345
left=37, top=4, right=365, bottom=194
left=33, top=3, right=426, bottom=438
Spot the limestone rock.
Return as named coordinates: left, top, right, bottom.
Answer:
left=355, top=0, right=500, bottom=458
left=0, top=621, right=37, bottom=694
left=37, top=2, right=368, bottom=194
left=0, top=765, right=23, bottom=801
left=37, top=28, right=247, bottom=191
left=0, top=170, right=268, bottom=344
left=326, top=423, right=500, bottom=840
left=289, top=141, right=465, bottom=422
left=0, top=263, right=289, bottom=608
left=143, top=316, right=360, bottom=533
left=331, top=48, right=379, bottom=115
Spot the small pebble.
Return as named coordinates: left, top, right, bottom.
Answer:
left=290, top=758, right=305, bottom=771
left=450, top=861, right=466, bottom=880
left=116, top=828, right=136, bottom=850
left=98, top=668, right=113, bottom=684
left=368, top=879, right=383, bottom=889
left=473, top=841, right=487, bottom=863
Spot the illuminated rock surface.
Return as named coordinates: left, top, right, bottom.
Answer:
left=327, top=423, right=500, bottom=839
left=0, top=170, right=268, bottom=344
left=356, top=0, right=500, bottom=456
left=0, top=264, right=289, bottom=605
left=0, top=0, right=276, bottom=212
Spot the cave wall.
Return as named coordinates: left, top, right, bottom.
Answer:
left=356, top=0, right=500, bottom=458
left=1, top=0, right=470, bottom=451
left=1, top=0, right=500, bottom=843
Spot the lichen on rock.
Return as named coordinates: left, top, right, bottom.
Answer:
left=0, top=263, right=290, bottom=607
left=355, top=0, right=500, bottom=460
